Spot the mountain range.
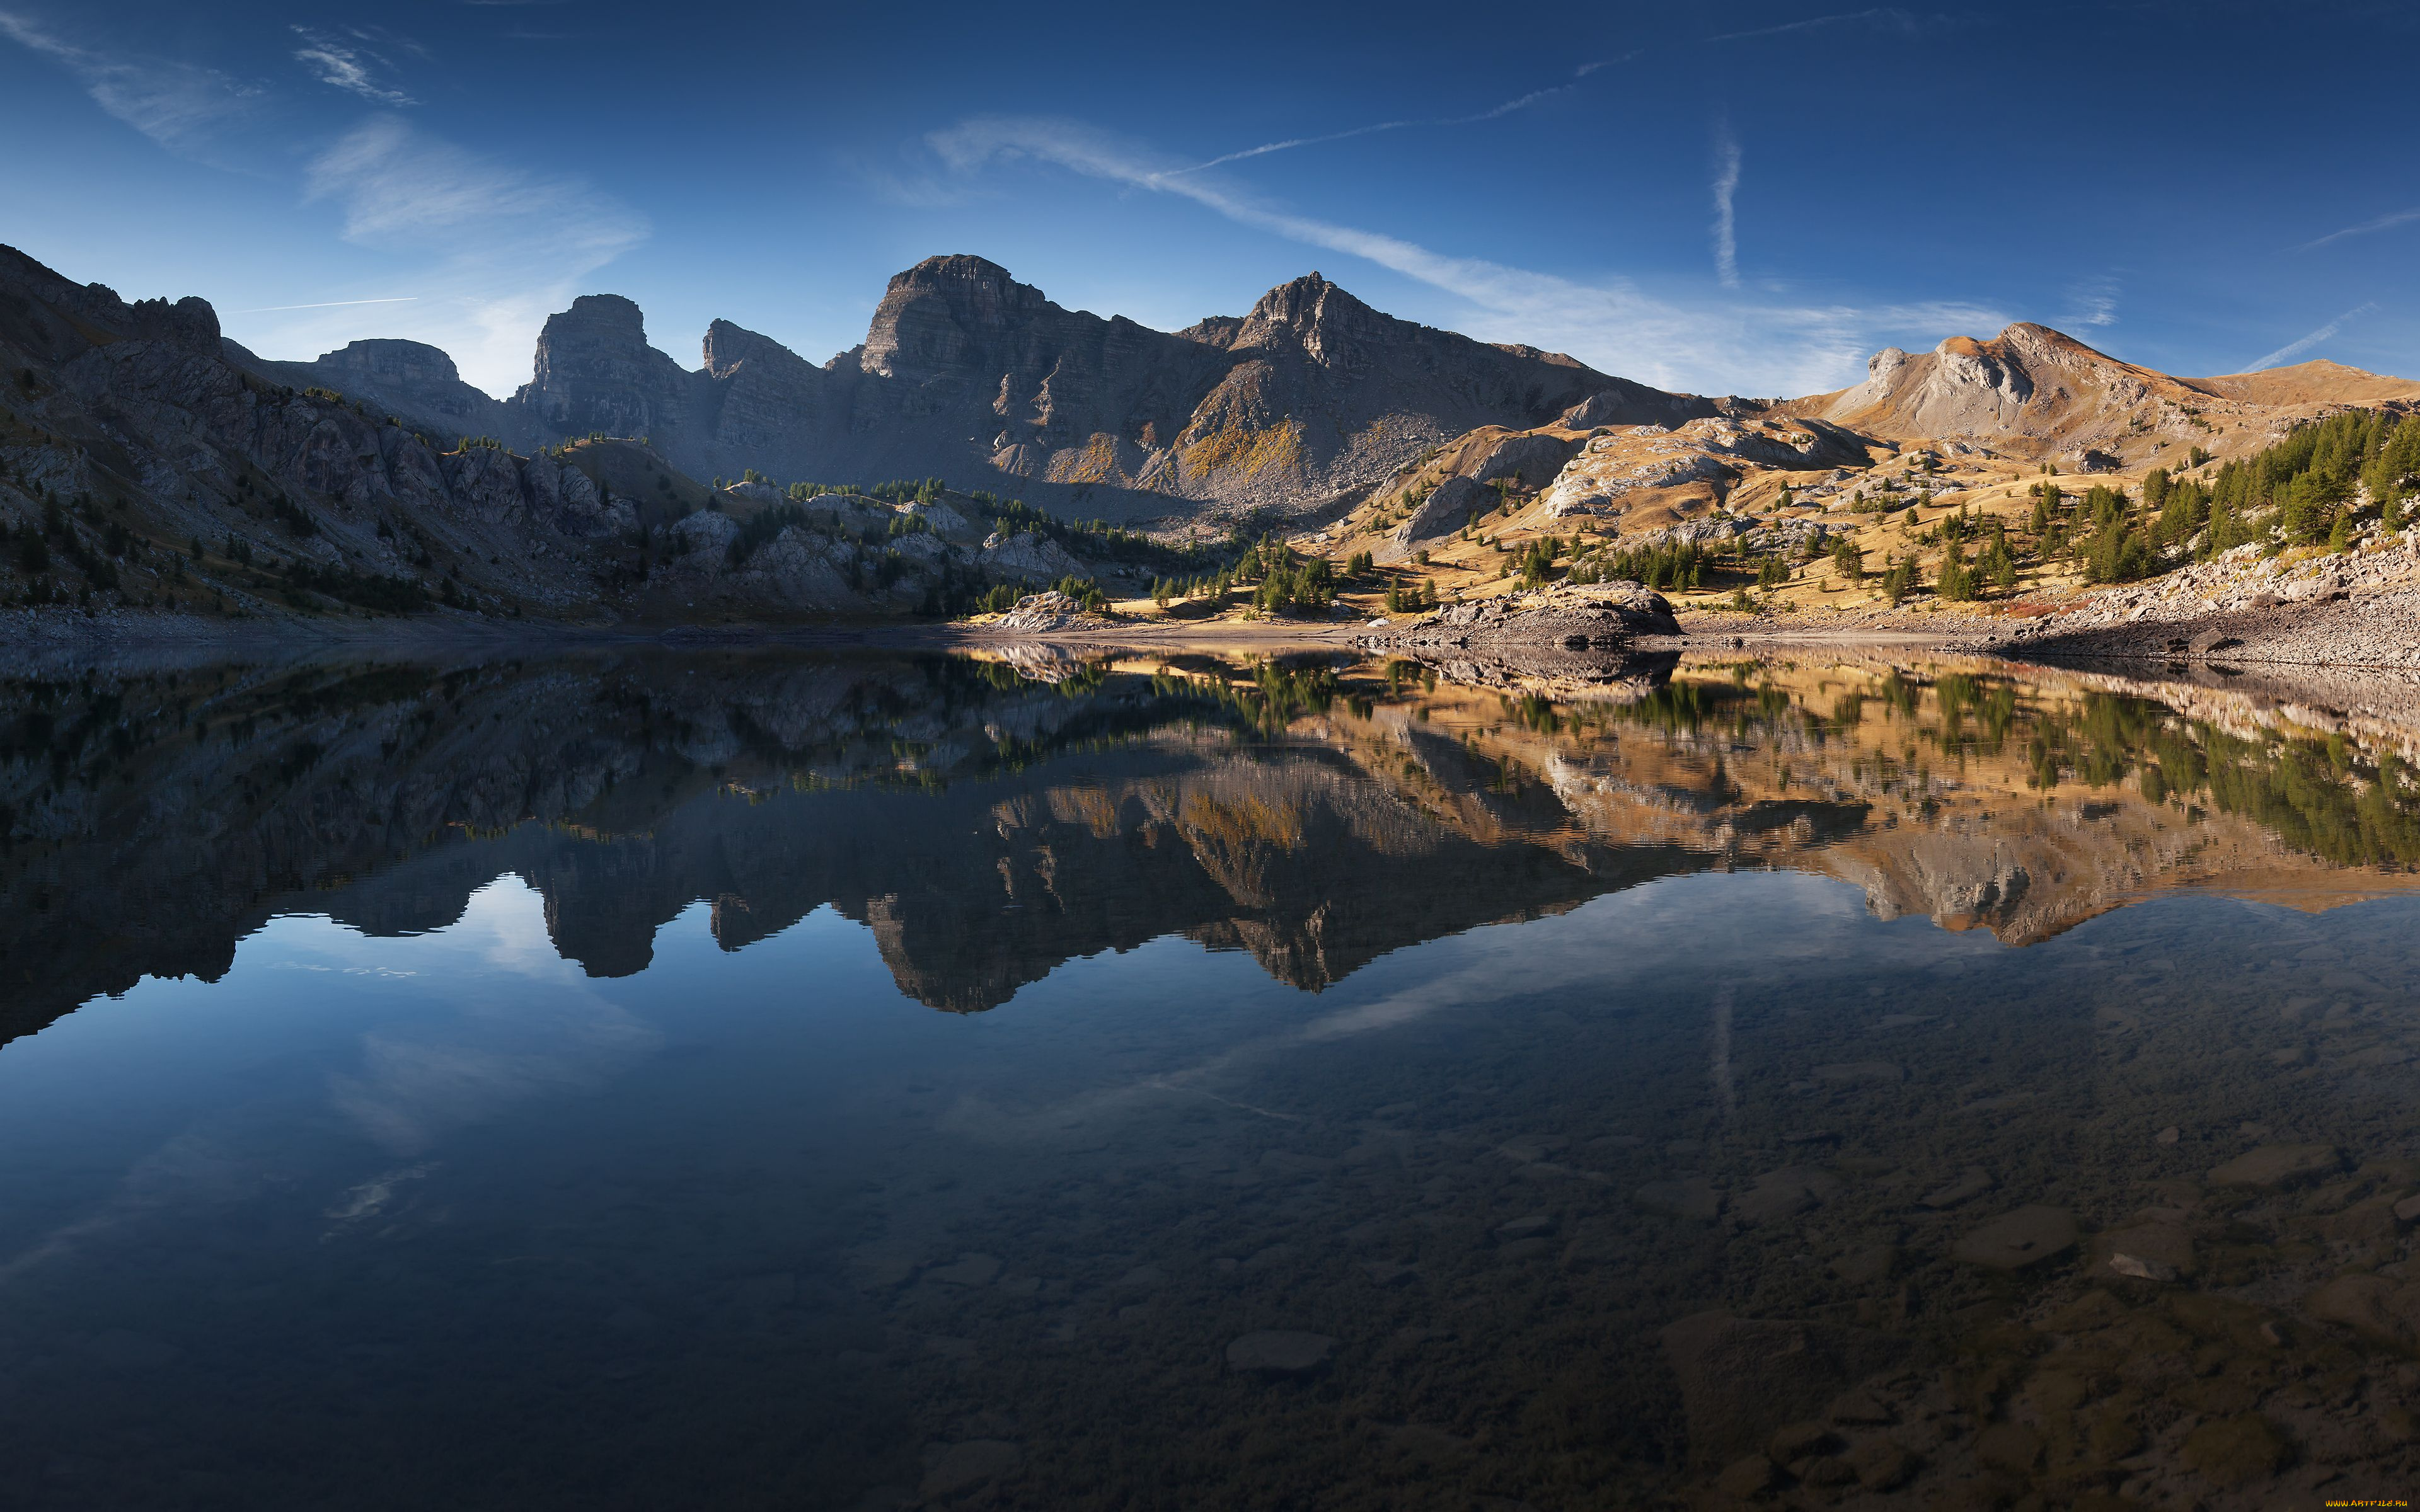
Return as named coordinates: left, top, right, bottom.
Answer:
left=1, top=239, right=2413, bottom=626
left=233, top=254, right=1703, bottom=524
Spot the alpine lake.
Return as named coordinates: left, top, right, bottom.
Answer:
left=6, top=643, right=2420, bottom=1511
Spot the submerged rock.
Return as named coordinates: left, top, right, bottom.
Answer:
left=1920, top=1166, right=1995, bottom=1209
left=926, top=1253, right=1001, bottom=1287
left=2099, top=1220, right=2195, bottom=1281
left=1659, top=1312, right=1913, bottom=1467
left=918, top=1440, right=1021, bottom=1498
left=2208, top=1143, right=2340, bottom=1189
left=1634, top=1177, right=1722, bottom=1221
left=2307, top=1273, right=2420, bottom=1349
left=1950, top=1206, right=2078, bottom=1270
left=1225, top=1330, right=1335, bottom=1377
left=2178, top=1414, right=2290, bottom=1487
left=1811, top=1061, right=1904, bottom=1085
left=1735, top=1167, right=1841, bottom=1225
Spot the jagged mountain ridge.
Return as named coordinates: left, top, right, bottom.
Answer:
left=250, top=254, right=1699, bottom=524
left=258, top=259, right=2420, bottom=542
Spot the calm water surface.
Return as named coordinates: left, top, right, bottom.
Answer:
left=6, top=648, right=2420, bottom=1509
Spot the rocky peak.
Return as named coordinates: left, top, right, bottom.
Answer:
left=858, top=255, right=1058, bottom=381
left=701, top=318, right=804, bottom=379
left=518, top=292, right=692, bottom=440
left=314, top=338, right=461, bottom=387
left=132, top=294, right=222, bottom=353
left=1933, top=335, right=2034, bottom=405
left=1228, top=272, right=1388, bottom=369
left=1246, top=272, right=1347, bottom=325
left=527, top=294, right=655, bottom=388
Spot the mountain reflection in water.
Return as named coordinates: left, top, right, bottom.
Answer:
left=6, top=648, right=2420, bottom=1508
left=7, top=648, right=2418, bottom=1031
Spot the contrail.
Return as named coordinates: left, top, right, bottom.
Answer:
left=2245, top=302, right=2376, bottom=372
left=1706, top=7, right=1918, bottom=43
left=1165, top=69, right=1606, bottom=176
left=1167, top=119, right=1417, bottom=176
left=2298, top=206, right=2420, bottom=252
left=232, top=296, right=417, bottom=312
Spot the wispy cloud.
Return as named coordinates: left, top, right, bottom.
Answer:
left=1711, top=120, right=1743, bottom=289
left=269, top=117, right=648, bottom=392
left=850, top=158, right=984, bottom=209
left=2299, top=206, right=2420, bottom=251
left=2245, top=302, right=2377, bottom=372
left=291, top=26, right=417, bottom=105
left=925, top=115, right=2000, bottom=397
left=1706, top=7, right=1925, bottom=43
left=0, top=8, right=261, bottom=155
left=2063, top=273, right=2119, bottom=328
left=306, top=116, right=642, bottom=252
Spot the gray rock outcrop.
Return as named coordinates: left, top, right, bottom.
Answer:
left=1388, top=474, right=1492, bottom=553
left=1468, top=432, right=1580, bottom=489
left=1368, top=580, right=1680, bottom=649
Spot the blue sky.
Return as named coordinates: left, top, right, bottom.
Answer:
left=3, top=1, right=2414, bottom=399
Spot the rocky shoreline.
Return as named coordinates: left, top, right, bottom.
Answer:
left=1661, top=539, right=2420, bottom=673
left=16, top=535, right=2420, bottom=685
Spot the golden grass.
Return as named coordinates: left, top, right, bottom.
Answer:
left=1181, top=419, right=1304, bottom=481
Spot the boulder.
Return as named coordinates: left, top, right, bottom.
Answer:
left=1383, top=580, right=1678, bottom=648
